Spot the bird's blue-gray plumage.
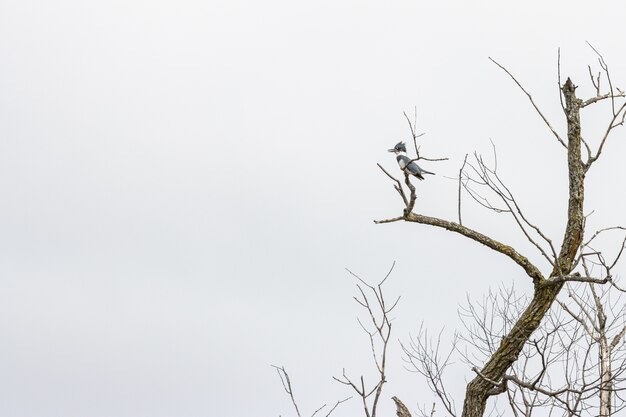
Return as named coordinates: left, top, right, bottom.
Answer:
left=387, top=141, right=434, bottom=180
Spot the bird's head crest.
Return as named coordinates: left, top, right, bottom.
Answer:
left=388, top=141, right=407, bottom=153
left=394, top=142, right=407, bottom=152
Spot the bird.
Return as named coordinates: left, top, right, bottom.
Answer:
left=388, top=141, right=435, bottom=180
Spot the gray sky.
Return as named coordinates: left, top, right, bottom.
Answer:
left=1, top=1, right=626, bottom=416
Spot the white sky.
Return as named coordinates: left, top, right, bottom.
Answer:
left=1, top=1, right=626, bottom=416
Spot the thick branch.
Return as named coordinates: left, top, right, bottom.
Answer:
left=404, top=212, right=543, bottom=282
left=555, top=78, right=585, bottom=274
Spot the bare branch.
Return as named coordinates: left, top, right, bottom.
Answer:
left=458, top=154, right=469, bottom=225
left=401, top=110, right=448, bottom=163
left=586, top=42, right=616, bottom=115
left=489, top=57, right=567, bottom=149
left=585, top=101, right=626, bottom=169
left=558, top=48, right=566, bottom=113
left=335, top=265, right=398, bottom=417
left=403, top=328, right=458, bottom=417
left=272, top=365, right=303, bottom=417
left=404, top=212, right=544, bottom=282
left=324, top=397, right=352, bottom=417
left=403, top=109, right=424, bottom=157
left=583, top=43, right=626, bottom=169
left=373, top=216, right=404, bottom=224
left=582, top=92, right=625, bottom=108
left=377, top=163, right=409, bottom=208
left=551, top=273, right=612, bottom=285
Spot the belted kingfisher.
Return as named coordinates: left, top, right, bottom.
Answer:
left=388, top=142, right=434, bottom=180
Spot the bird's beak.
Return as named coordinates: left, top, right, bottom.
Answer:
left=387, top=148, right=396, bottom=152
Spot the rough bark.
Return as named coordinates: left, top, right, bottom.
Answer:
left=459, top=78, right=585, bottom=417
left=392, top=396, right=412, bottom=417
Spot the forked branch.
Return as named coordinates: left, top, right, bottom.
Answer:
left=273, top=365, right=352, bottom=417
left=334, top=263, right=402, bottom=417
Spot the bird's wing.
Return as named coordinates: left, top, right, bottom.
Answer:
left=406, top=160, right=423, bottom=174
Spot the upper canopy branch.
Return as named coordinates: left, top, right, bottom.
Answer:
left=403, top=110, right=449, bottom=163
left=584, top=100, right=626, bottom=170
left=489, top=57, right=567, bottom=149
left=579, top=43, right=626, bottom=170
left=493, top=49, right=625, bottom=172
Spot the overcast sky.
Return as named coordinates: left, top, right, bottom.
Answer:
left=1, top=1, right=626, bottom=417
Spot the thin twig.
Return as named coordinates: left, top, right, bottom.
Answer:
left=489, top=57, right=567, bottom=149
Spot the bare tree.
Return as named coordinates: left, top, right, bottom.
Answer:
left=274, top=263, right=412, bottom=417
left=557, top=282, right=626, bottom=417
left=333, top=263, right=404, bottom=417
left=471, top=285, right=626, bottom=417
left=404, top=281, right=626, bottom=417
left=377, top=46, right=626, bottom=417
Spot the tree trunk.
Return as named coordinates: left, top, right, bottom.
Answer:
left=599, top=339, right=612, bottom=417
left=461, top=78, right=585, bottom=417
